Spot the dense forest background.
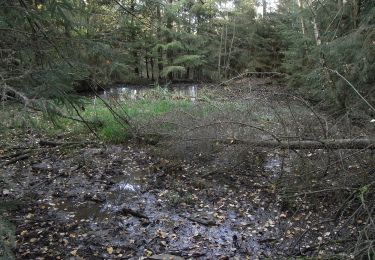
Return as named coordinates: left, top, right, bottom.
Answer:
left=1, top=1, right=375, bottom=259
left=1, top=0, right=374, bottom=115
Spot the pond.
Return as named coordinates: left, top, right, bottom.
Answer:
left=99, top=84, right=198, bottom=101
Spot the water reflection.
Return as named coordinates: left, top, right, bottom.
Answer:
left=100, top=85, right=198, bottom=101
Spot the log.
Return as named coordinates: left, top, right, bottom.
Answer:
left=183, top=138, right=375, bottom=150
left=238, top=138, right=375, bottom=150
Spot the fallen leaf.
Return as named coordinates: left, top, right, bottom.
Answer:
left=107, top=247, right=113, bottom=254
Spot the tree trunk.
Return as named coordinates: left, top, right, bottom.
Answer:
left=156, top=4, right=163, bottom=80
left=150, top=57, right=155, bottom=81
left=262, top=0, right=267, bottom=17
left=218, top=26, right=224, bottom=80
left=225, top=20, right=236, bottom=78
left=227, top=138, right=375, bottom=150
left=353, top=0, right=362, bottom=28
left=186, top=67, right=190, bottom=80
left=223, top=21, right=228, bottom=78
left=313, top=18, right=321, bottom=45
left=297, top=0, right=306, bottom=35
left=166, top=0, right=174, bottom=81
left=130, top=0, right=139, bottom=76
left=145, top=54, right=149, bottom=79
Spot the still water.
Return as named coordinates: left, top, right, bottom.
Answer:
left=100, top=85, right=198, bottom=101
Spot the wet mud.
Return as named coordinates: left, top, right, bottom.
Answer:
left=2, top=142, right=294, bottom=259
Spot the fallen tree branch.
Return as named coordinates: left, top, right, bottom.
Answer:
left=216, top=71, right=284, bottom=87
left=329, top=69, right=375, bottom=113
left=182, top=137, right=375, bottom=150
left=239, top=138, right=375, bottom=150
left=284, top=187, right=355, bottom=198
left=38, top=140, right=96, bottom=147
left=1, top=154, right=29, bottom=166
left=183, top=215, right=217, bottom=227
left=121, top=207, right=149, bottom=219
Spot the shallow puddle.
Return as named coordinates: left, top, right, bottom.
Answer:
left=99, top=85, right=198, bottom=101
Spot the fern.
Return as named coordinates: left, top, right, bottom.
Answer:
left=173, top=55, right=205, bottom=67
left=161, top=66, right=186, bottom=77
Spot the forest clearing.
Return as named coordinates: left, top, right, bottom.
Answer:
left=1, top=0, right=375, bottom=259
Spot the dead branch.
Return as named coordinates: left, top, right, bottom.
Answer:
left=216, top=71, right=284, bottom=87
left=184, top=215, right=217, bottom=226
left=38, top=140, right=96, bottom=147
left=1, top=154, right=29, bottom=166
left=239, top=138, right=375, bottom=150
left=121, top=207, right=149, bottom=219
left=180, top=137, right=375, bottom=150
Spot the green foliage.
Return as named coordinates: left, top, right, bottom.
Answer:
left=275, top=0, right=375, bottom=112
left=0, top=217, right=15, bottom=260
left=173, top=55, right=205, bottom=67
left=161, top=66, right=186, bottom=77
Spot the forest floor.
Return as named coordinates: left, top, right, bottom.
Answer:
left=1, top=79, right=374, bottom=259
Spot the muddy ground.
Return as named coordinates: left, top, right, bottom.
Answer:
left=1, top=137, right=287, bottom=259
left=1, top=80, right=372, bottom=259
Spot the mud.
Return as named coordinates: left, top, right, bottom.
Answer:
left=1, top=140, right=293, bottom=259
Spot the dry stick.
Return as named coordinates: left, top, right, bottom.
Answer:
left=329, top=69, right=375, bottom=113
left=259, top=91, right=328, bottom=138
left=53, top=88, right=99, bottom=138
left=334, top=182, right=375, bottom=235
left=38, top=140, right=95, bottom=147
left=121, top=207, right=149, bottom=220
left=4, top=94, right=90, bottom=124
left=323, top=6, right=343, bottom=35
left=179, top=137, right=375, bottom=150
left=112, top=0, right=152, bottom=29
left=284, top=187, right=354, bottom=198
left=185, top=121, right=281, bottom=142
left=19, top=0, right=74, bottom=68
left=216, top=71, right=284, bottom=87
left=334, top=189, right=360, bottom=222
left=291, top=95, right=328, bottom=139
left=1, top=154, right=29, bottom=167
left=267, top=100, right=306, bottom=159
left=88, top=80, right=134, bottom=132
left=290, top=218, right=334, bottom=255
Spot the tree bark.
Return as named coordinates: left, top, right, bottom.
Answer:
left=166, top=0, right=174, bottom=80
left=218, top=26, right=224, bottom=80
left=262, top=0, right=267, bottom=17
left=156, top=4, right=163, bottom=80
left=130, top=0, right=139, bottom=76
left=313, top=18, right=321, bottom=45
left=234, top=138, right=375, bottom=149
left=297, top=0, right=306, bottom=35
left=225, top=19, right=236, bottom=78
left=150, top=57, right=155, bottom=81
left=194, top=138, right=375, bottom=150
left=353, top=0, right=362, bottom=28
left=145, top=54, right=149, bottom=79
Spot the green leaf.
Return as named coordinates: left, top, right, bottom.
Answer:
left=161, top=66, right=186, bottom=77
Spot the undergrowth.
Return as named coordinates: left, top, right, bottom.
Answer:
left=0, top=216, right=14, bottom=259
left=0, top=88, right=194, bottom=143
